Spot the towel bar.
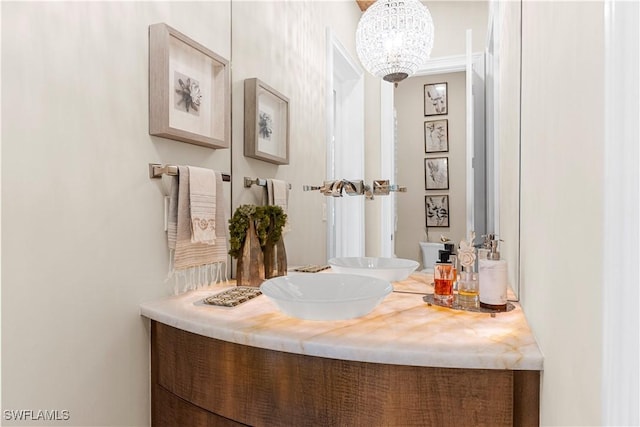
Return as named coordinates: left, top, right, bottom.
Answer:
left=244, top=177, right=292, bottom=189
left=149, top=163, right=230, bottom=182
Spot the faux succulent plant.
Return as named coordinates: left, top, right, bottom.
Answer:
left=228, top=204, right=287, bottom=258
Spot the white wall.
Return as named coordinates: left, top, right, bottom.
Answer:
left=426, top=0, right=489, bottom=56
left=395, top=72, right=467, bottom=264
left=519, top=2, right=603, bottom=425
left=1, top=2, right=231, bottom=426
left=231, top=0, right=363, bottom=266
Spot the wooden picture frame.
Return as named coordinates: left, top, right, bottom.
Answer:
left=425, top=195, right=450, bottom=227
left=244, top=78, right=290, bottom=165
left=424, top=119, right=449, bottom=153
left=149, top=23, right=230, bottom=149
left=425, top=157, right=449, bottom=190
left=424, top=82, right=448, bottom=116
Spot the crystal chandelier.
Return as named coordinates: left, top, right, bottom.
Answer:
left=356, top=0, right=434, bottom=84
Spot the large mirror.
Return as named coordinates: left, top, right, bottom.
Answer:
left=229, top=0, right=521, bottom=297
left=379, top=1, right=522, bottom=298
left=394, top=1, right=521, bottom=297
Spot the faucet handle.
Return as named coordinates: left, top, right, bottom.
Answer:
left=373, top=180, right=407, bottom=195
left=319, top=181, right=335, bottom=196
left=331, top=180, right=344, bottom=197
left=343, top=180, right=365, bottom=196
left=373, top=180, right=390, bottom=195
left=319, top=180, right=344, bottom=197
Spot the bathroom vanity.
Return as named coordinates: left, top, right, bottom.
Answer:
left=140, top=273, right=542, bottom=426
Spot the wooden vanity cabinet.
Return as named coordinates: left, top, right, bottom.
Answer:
left=151, top=321, right=539, bottom=427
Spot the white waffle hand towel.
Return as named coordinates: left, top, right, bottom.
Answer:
left=267, top=178, right=291, bottom=233
left=188, top=166, right=216, bottom=245
left=267, top=179, right=289, bottom=214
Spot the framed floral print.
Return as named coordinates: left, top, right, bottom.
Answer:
left=149, top=23, right=230, bottom=149
left=244, top=78, right=290, bottom=165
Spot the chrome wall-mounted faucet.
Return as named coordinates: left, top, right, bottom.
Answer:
left=303, top=179, right=406, bottom=200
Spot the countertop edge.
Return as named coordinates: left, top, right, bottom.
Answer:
left=140, top=302, right=544, bottom=371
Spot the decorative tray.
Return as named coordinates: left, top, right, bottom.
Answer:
left=203, top=286, right=262, bottom=307
left=423, top=294, right=516, bottom=315
left=291, top=265, right=331, bottom=273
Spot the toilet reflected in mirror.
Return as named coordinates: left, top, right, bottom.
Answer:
left=419, top=241, right=444, bottom=273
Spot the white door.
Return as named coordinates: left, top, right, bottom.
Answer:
left=380, top=82, right=396, bottom=257
left=326, top=29, right=365, bottom=259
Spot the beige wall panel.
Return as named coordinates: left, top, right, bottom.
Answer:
left=519, top=2, right=604, bottom=425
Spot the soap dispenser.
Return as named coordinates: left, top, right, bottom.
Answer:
left=434, top=250, right=454, bottom=306
left=478, top=236, right=508, bottom=311
left=477, top=234, right=493, bottom=260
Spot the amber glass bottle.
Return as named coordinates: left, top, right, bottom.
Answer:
left=434, top=250, right=454, bottom=306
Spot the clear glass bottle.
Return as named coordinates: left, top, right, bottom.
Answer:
left=457, top=266, right=479, bottom=308
left=434, top=250, right=454, bottom=306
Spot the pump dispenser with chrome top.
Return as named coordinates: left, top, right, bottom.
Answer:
left=478, top=235, right=509, bottom=311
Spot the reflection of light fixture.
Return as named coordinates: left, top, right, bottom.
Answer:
left=356, top=0, right=434, bottom=84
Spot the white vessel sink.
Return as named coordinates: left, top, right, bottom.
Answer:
left=260, top=274, right=392, bottom=321
left=328, top=257, right=419, bottom=282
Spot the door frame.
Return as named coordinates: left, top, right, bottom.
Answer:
left=325, top=28, right=365, bottom=259
left=602, top=0, right=639, bottom=424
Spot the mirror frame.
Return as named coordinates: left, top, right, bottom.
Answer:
left=486, top=0, right=523, bottom=300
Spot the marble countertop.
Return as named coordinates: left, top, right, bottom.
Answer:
left=140, top=272, right=543, bottom=371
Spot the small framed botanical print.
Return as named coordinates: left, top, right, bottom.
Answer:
left=424, top=82, right=448, bottom=116
left=425, top=157, right=449, bottom=190
left=424, top=119, right=448, bottom=153
left=425, top=195, right=450, bottom=227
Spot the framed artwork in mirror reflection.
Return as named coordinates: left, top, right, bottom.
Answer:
left=149, top=23, right=230, bottom=149
left=425, top=157, right=449, bottom=190
left=424, top=119, right=448, bottom=153
left=425, top=195, right=450, bottom=228
left=424, top=82, right=448, bottom=116
left=244, top=78, right=290, bottom=165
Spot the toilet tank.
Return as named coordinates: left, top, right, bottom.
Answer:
left=419, top=242, right=443, bottom=273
